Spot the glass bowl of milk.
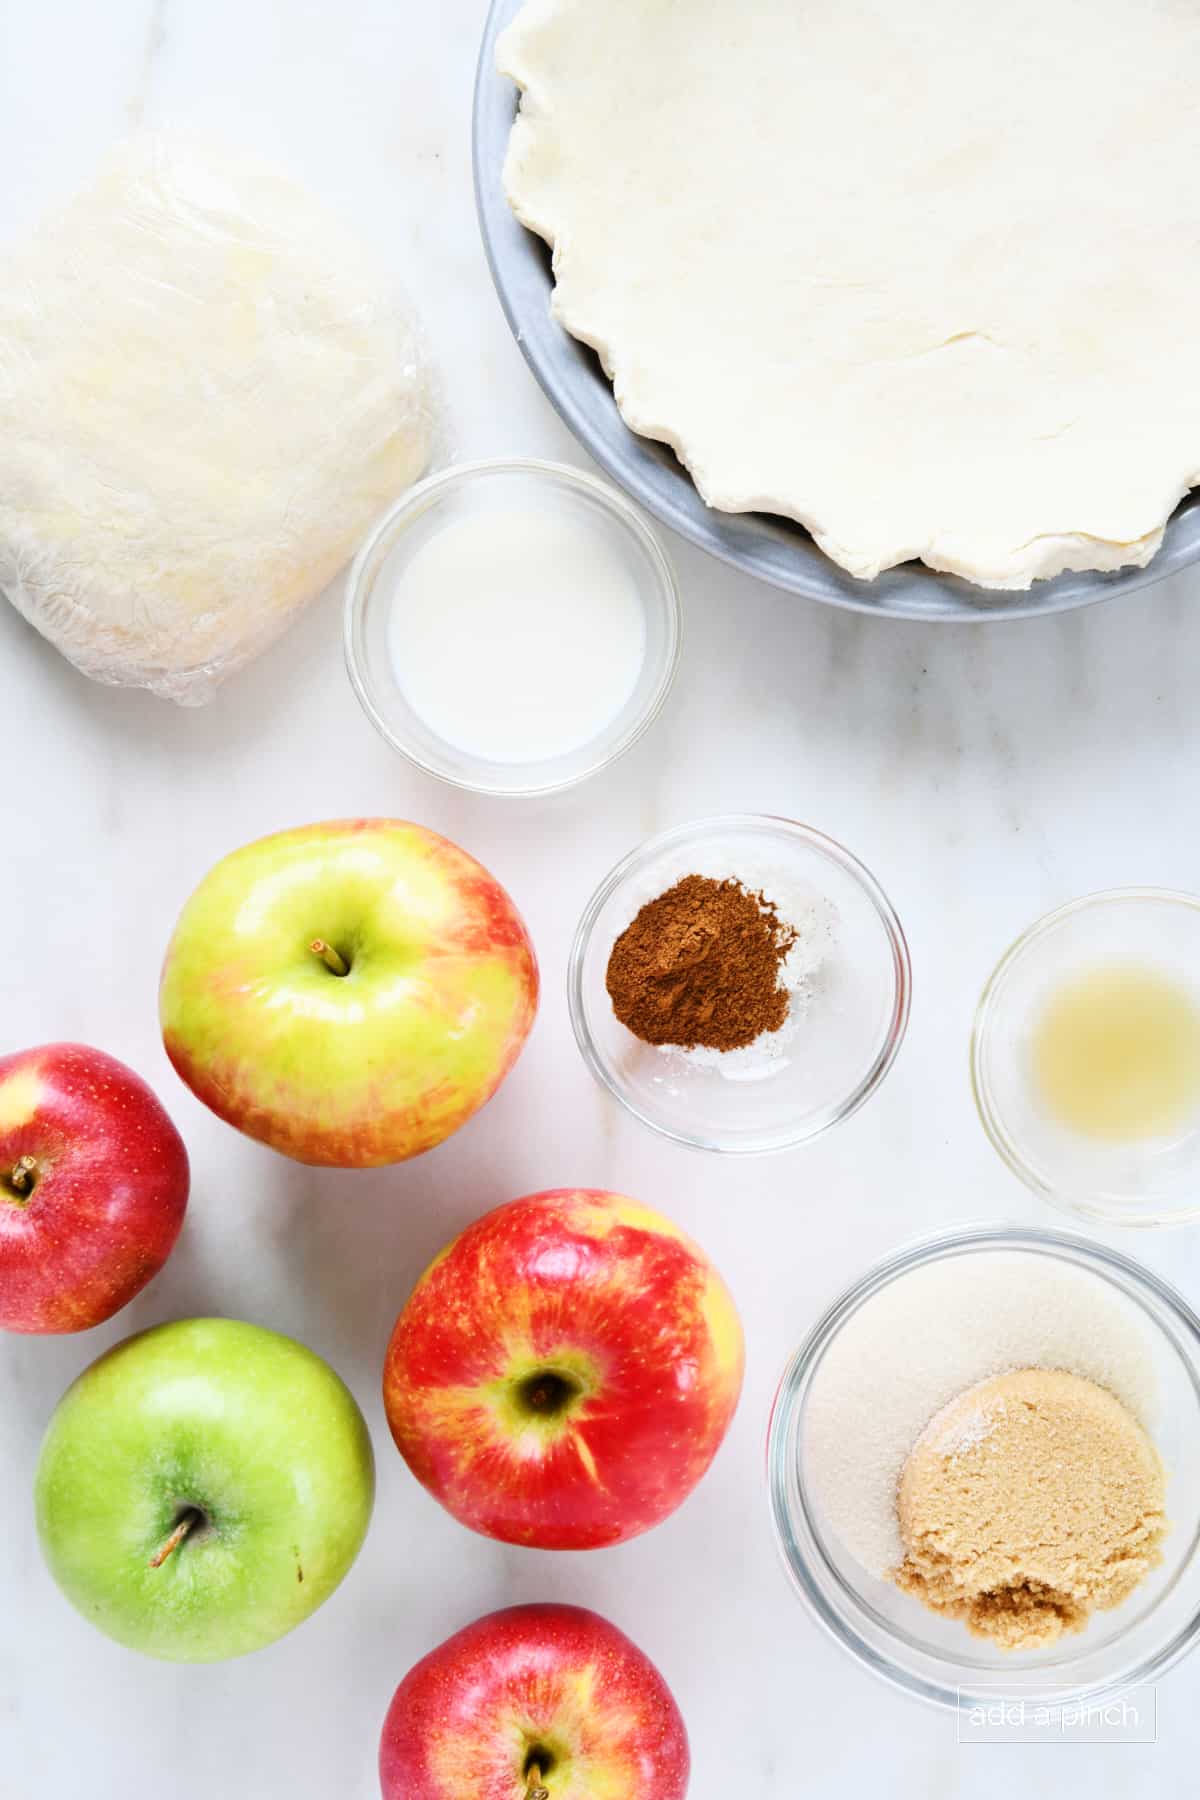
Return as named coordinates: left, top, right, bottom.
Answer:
left=344, top=459, right=681, bottom=795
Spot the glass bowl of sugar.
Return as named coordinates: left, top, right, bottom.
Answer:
left=344, top=459, right=680, bottom=796
left=768, top=1224, right=1200, bottom=1711
left=568, top=815, right=911, bottom=1153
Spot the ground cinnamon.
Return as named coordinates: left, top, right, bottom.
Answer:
left=605, top=874, right=798, bottom=1052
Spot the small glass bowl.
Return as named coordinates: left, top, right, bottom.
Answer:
left=568, top=815, right=910, bottom=1153
left=973, top=889, right=1200, bottom=1227
left=768, top=1224, right=1200, bottom=1710
left=344, top=459, right=681, bottom=797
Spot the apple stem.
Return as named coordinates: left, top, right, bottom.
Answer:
left=310, top=938, right=349, bottom=977
left=5, top=1154, right=37, bottom=1199
left=149, top=1508, right=203, bottom=1569
left=525, top=1770, right=550, bottom=1800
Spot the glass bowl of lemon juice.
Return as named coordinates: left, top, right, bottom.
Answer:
left=972, top=890, right=1200, bottom=1227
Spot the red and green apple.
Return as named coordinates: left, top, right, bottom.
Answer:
left=379, top=1603, right=690, bottom=1800
left=35, top=1317, right=374, bottom=1661
left=159, top=818, right=538, bottom=1167
left=383, top=1188, right=744, bottom=1549
left=0, top=1042, right=189, bottom=1334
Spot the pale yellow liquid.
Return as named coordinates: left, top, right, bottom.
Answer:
left=1032, top=962, right=1200, bottom=1142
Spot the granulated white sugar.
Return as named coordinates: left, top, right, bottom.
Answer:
left=803, top=1251, right=1159, bottom=1578
left=927, top=1394, right=1004, bottom=1459
left=609, top=842, right=838, bottom=1080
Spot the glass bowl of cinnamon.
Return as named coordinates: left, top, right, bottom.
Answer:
left=568, top=814, right=911, bottom=1153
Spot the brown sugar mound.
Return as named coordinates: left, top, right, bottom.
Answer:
left=893, top=1367, right=1167, bottom=1651
left=605, top=874, right=797, bottom=1052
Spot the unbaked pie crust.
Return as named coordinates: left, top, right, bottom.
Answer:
left=500, top=0, right=1200, bottom=588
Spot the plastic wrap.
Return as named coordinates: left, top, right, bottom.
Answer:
left=0, top=135, right=433, bottom=704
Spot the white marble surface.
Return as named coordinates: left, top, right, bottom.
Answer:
left=4, top=3, right=1200, bottom=1795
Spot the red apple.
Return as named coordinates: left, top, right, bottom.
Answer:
left=379, top=1603, right=690, bottom=1800
left=383, top=1189, right=744, bottom=1549
left=0, top=1043, right=189, bottom=1333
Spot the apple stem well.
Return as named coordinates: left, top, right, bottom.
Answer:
left=2, top=1154, right=38, bottom=1203
left=309, top=938, right=349, bottom=977
left=148, top=1507, right=206, bottom=1569
left=517, top=1370, right=582, bottom=1417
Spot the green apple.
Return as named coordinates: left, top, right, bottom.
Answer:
left=34, top=1318, right=375, bottom=1662
left=159, top=819, right=538, bottom=1167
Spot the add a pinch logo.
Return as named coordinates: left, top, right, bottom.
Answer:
left=956, top=1686, right=1157, bottom=1744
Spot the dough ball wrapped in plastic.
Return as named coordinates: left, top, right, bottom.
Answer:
left=0, top=136, right=433, bottom=703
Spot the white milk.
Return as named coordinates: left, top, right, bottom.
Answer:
left=387, top=507, right=646, bottom=763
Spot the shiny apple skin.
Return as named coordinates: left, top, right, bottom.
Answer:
left=159, top=819, right=538, bottom=1167
left=35, top=1317, right=375, bottom=1661
left=383, top=1189, right=744, bottom=1549
left=378, top=1603, right=690, bottom=1800
left=0, top=1043, right=189, bottom=1334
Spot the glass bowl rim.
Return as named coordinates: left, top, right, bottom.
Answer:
left=766, top=1219, right=1200, bottom=1709
left=567, top=812, right=912, bottom=1154
left=342, top=456, right=682, bottom=798
left=971, top=885, right=1200, bottom=1228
